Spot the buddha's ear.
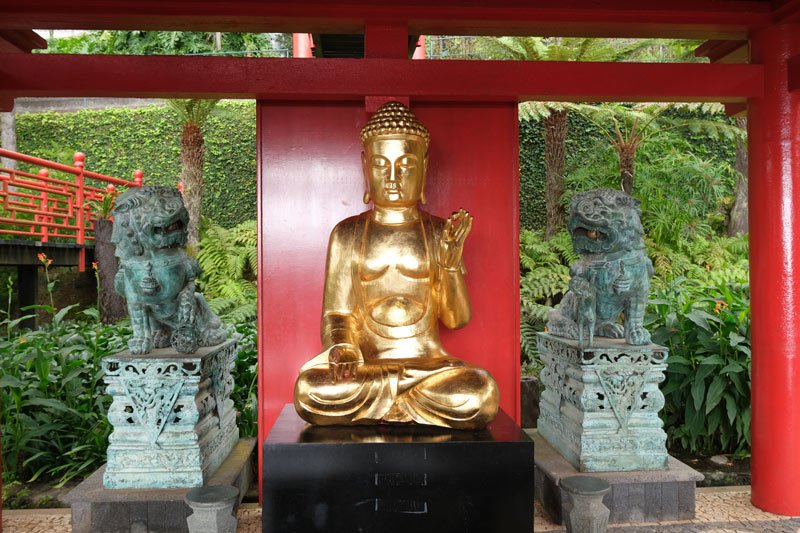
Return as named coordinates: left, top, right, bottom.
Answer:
left=420, top=151, right=429, bottom=204
left=361, top=151, right=371, bottom=204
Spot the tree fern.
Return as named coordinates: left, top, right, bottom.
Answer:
left=198, top=218, right=257, bottom=322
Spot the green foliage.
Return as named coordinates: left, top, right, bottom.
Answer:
left=197, top=219, right=258, bottom=322
left=647, top=278, right=751, bottom=455
left=44, top=31, right=286, bottom=57
left=0, top=312, right=260, bottom=489
left=230, top=321, right=258, bottom=438
left=519, top=229, right=574, bottom=374
left=0, top=317, right=130, bottom=487
left=167, top=99, right=220, bottom=127
left=566, top=134, right=738, bottom=247
left=16, top=101, right=257, bottom=227
left=519, top=113, right=602, bottom=230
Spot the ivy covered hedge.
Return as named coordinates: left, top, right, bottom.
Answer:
left=16, top=100, right=257, bottom=228
left=519, top=113, right=604, bottom=231
left=16, top=102, right=734, bottom=232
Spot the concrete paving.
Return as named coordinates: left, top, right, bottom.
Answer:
left=4, top=488, right=800, bottom=532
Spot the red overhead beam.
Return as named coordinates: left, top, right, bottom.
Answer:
left=772, top=0, right=800, bottom=23
left=0, top=30, right=46, bottom=53
left=0, top=0, right=771, bottom=39
left=0, top=54, right=763, bottom=107
left=695, top=39, right=749, bottom=63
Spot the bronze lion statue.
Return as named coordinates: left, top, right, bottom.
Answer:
left=547, top=189, right=654, bottom=346
left=111, top=186, right=226, bottom=354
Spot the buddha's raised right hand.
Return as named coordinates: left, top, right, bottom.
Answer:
left=438, top=208, right=473, bottom=271
left=328, top=343, right=361, bottom=383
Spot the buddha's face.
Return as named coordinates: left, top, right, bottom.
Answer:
left=362, top=136, right=428, bottom=208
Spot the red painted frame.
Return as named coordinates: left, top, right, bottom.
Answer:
left=0, top=54, right=763, bottom=105
left=257, top=101, right=520, bottom=491
left=0, top=1, right=773, bottom=38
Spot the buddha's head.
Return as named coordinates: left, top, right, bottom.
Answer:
left=360, top=102, right=429, bottom=208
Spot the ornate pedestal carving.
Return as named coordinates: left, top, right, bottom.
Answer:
left=102, top=340, right=239, bottom=488
left=537, top=333, right=668, bottom=472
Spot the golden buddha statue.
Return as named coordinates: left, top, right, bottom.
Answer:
left=293, top=102, right=499, bottom=430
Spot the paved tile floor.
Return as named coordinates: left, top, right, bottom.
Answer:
left=4, top=488, right=800, bottom=532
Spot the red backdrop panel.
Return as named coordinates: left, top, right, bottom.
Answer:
left=257, top=101, right=520, bottom=470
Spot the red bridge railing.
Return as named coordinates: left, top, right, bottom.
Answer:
left=0, top=149, right=142, bottom=271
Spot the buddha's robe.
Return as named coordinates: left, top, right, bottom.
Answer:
left=294, top=210, right=499, bottom=429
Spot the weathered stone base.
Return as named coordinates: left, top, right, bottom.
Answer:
left=64, top=438, right=255, bottom=533
left=102, top=341, right=239, bottom=489
left=105, top=413, right=239, bottom=488
left=537, top=406, right=668, bottom=472
left=533, top=431, right=703, bottom=524
left=537, top=333, right=670, bottom=472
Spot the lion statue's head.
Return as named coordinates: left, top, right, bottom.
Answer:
left=111, top=186, right=189, bottom=258
left=567, top=189, right=645, bottom=256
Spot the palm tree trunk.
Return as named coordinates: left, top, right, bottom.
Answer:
left=94, top=218, right=127, bottom=322
left=728, top=116, right=748, bottom=236
left=180, top=121, right=204, bottom=248
left=619, top=143, right=636, bottom=194
left=1, top=107, right=17, bottom=170
left=544, top=109, right=568, bottom=239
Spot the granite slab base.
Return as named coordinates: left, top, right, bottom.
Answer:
left=533, top=430, right=703, bottom=524
left=263, top=404, right=534, bottom=533
left=64, top=438, right=255, bottom=533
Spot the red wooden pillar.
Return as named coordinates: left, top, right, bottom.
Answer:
left=412, top=36, right=426, bottom=59
left=748, top=22, right=800, bottom=515
left=292, top=33, right=314, bottom=58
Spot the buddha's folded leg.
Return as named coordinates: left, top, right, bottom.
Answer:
left=390, top=366, right=500, bottom=429
left=294, top=364, right=401, bottom=425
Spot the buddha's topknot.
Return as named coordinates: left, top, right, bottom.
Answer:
left=360, top=101, right=430, bottom=146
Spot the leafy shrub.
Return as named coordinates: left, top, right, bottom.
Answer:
left=0, top=313, right=129, bottom=486
left=647, top=277, right=751, bottom=455
left=230, top=321, right=258, bottom=438
left=1, top=312, right=259, bottom=489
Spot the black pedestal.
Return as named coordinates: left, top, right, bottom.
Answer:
left=263, top=405, right=534, bottom=533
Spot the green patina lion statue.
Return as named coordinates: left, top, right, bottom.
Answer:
left=547, top=188, right=654, bottom=346
left=111, top=186, right=227, bottom=355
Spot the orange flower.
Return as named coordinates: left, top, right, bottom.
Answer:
left=37, top=252, right=46, bottom=263
left=92, top=262, right=98, bottom=271
left=713, top=300, right=729, bottom=314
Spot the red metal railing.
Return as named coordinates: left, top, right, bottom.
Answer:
left=0, top=149, right=143, bottom=271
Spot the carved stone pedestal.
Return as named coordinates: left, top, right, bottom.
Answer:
left=537, top=333, right=669, bottom=472
left=102, top=340, right=239, bottom=489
